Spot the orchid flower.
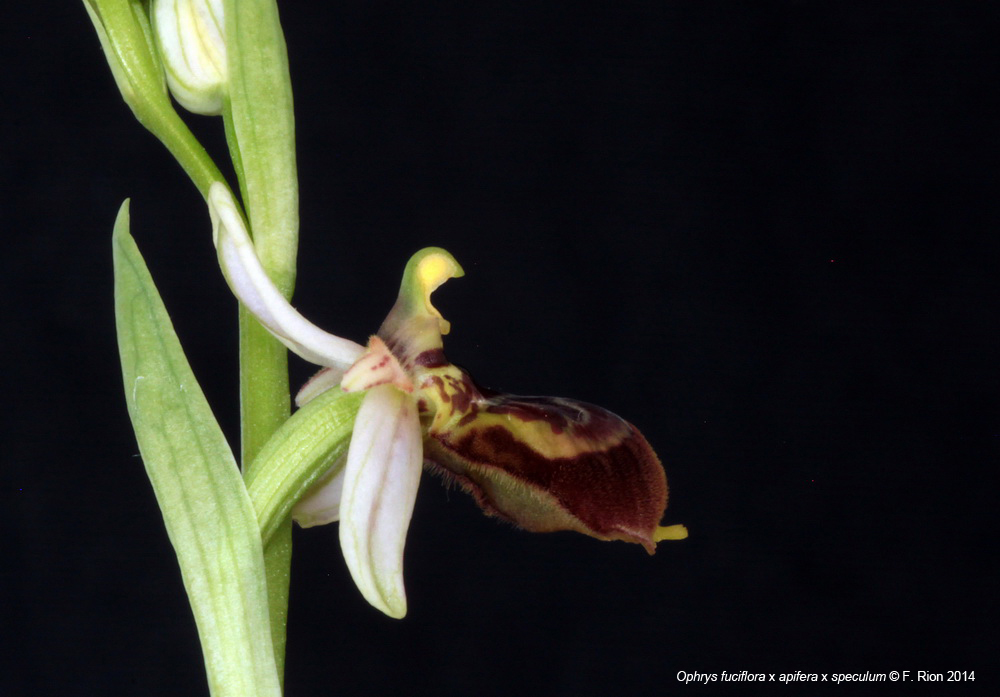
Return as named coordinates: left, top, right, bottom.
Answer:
left=209, top=183, right=687, bottom=619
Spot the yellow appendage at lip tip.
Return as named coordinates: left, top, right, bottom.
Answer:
left=654, top=524, right=689, bottom=541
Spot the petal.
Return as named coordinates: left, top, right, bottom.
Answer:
left=208, top=183, right=365, bottom=369
left=423, top=391, right=675, bottom=553
left=338, top=385, right=423, bottom=618
left=341, top=336, right=413, bottom=394
left=295, top=366, right=347, bottom=407
left=292, top=454, right=347, bottom=527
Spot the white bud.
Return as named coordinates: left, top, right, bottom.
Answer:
left=152, top=0, right=226, bottom=115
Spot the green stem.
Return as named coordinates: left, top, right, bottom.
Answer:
left=223, top=0, right=300, bottom=683
left=151, top=107, right=226, bottom=197
left=238, top=282, right=292, bottom=681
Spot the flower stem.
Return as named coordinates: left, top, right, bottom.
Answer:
left=223, top=0, right=300, bottom=682
left=237, top=306, right=292, bottom=678
left=152, top=109, right=226, bottom=198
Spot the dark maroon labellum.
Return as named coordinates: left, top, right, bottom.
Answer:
left=423, top=394, right=668, bottom=553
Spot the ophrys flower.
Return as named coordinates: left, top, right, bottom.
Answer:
left=209, top=183, right=686, bottom=618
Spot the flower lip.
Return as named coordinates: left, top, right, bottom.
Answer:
left=423, top=388, right=673, bottom=553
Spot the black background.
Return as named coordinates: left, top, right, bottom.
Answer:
left=1, top=2, right=995, bottom=695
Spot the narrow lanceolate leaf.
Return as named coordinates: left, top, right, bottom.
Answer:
left=245, top=387, right=364, bottom=545
left=112, top=201, right=280, bottom=697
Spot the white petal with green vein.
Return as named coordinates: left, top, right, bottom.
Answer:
left=292, top=454, right=348, bottom=528
left=209, top=183, right=365, bottom=369
left=339, top=385, right=423, bottom=619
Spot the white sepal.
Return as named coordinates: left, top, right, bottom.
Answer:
left=208, top=183, right=365, bottom=369
left=338, top=385, right=422, bottom=619
left=295, top=366, right=347, bottom=407
left=292, top=454, right=347, bottom=528
left=152, top=0, right=227, bottom=115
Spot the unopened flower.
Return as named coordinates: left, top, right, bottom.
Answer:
left=152, top=0, right=226, bottom=115
left=209, top=183, right=686, bottom=618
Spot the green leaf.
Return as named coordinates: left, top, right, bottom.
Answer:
left=223, top=0, right=298, bottom=296
left=246, top=387, right=364, bottom=546
left=113, top=200, right=281, bottom=697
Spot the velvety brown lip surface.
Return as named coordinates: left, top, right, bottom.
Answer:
left=426, top=394, right=668, bottom=549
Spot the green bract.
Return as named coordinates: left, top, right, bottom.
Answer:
left=113, top=202, right=281, bottom=697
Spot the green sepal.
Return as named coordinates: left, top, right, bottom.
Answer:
left=113, top=200, right=281, bottom=697
left=82, top=0, right=167, bottom=116
left=246, top=387, right=365, bottom=546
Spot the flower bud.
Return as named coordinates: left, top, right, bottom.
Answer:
left=152, top=0, right=226, bottom=115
